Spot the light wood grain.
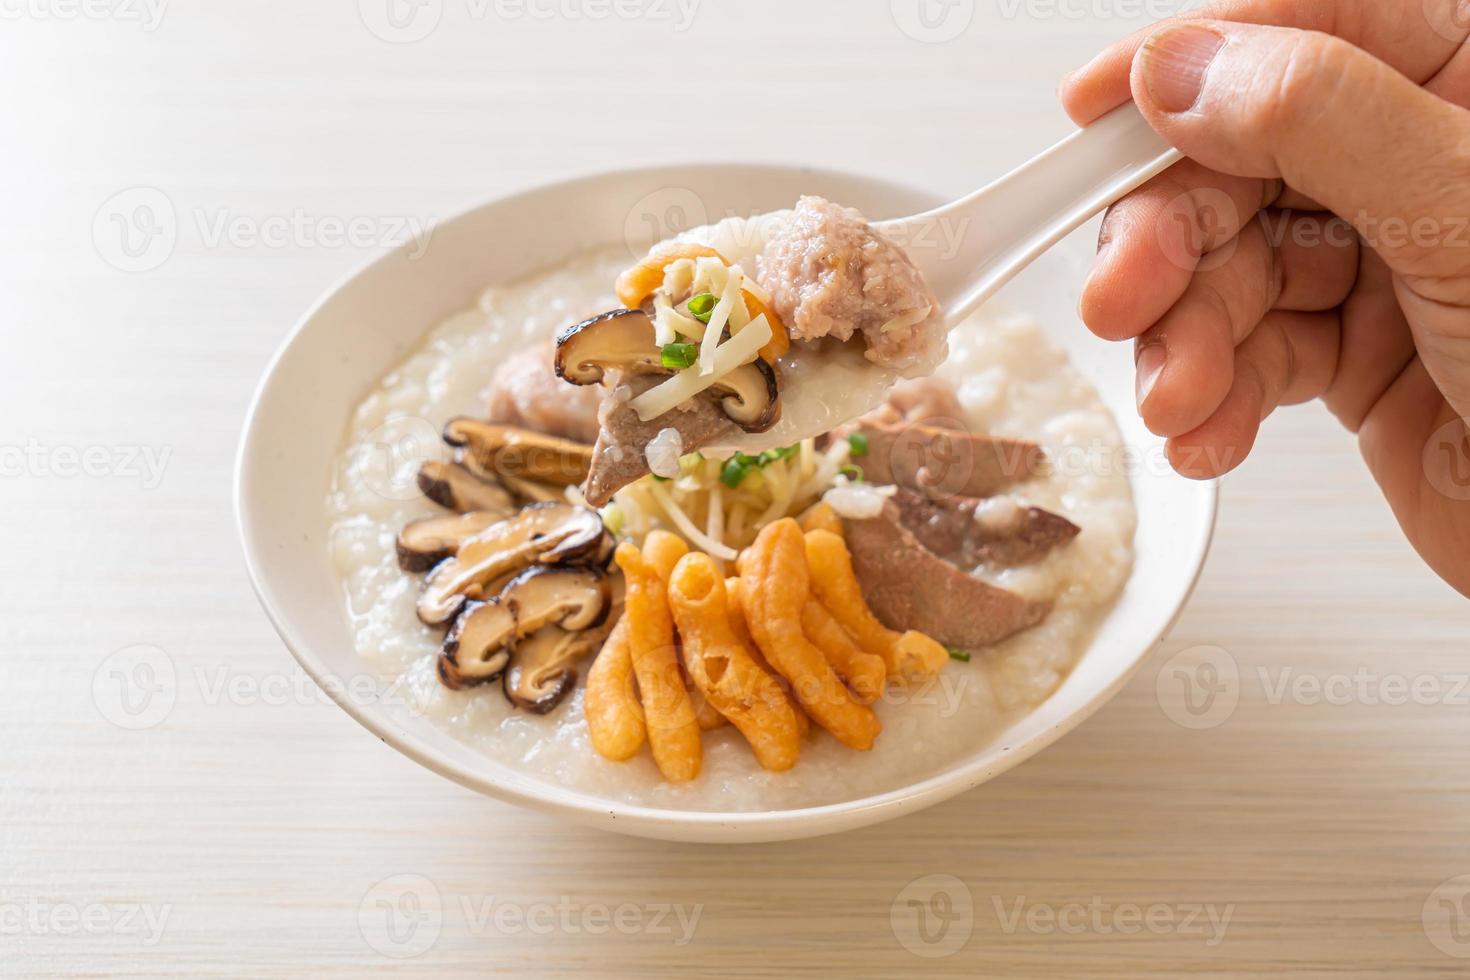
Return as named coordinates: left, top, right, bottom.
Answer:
left=3, top=3, right=1469, bottom=977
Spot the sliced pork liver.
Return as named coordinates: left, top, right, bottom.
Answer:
left=581, top=372, right=734, bottom=507
left=889, top=487, right=1079, bottom=569
left=843, top=501, right=1052, bottom=648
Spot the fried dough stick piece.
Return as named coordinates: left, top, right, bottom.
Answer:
left=804, top=529, right=948, bottom=685
left=642, top=532, right=728, bottom=731
left=800, top=600, right=886, bottom=704
left=738, top=519, right=880, bottom=751
left=584, top=617, right=644, bottom=761
left=615, top=543, right=701, bottom=781
left=728, top=576, right=809, bottom=736
left=669, top=554, right=802, bottom=772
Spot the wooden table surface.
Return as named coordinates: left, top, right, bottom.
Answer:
left=5, top=2, right=1469, bottom=976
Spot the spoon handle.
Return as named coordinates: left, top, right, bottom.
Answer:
left=877, top=103, right=1184, bottom=328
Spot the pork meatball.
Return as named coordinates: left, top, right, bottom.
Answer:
left=756, top=196, right=947, bottom=373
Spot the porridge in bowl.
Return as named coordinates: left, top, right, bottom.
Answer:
left=325, top=200, right=1136, bottom=811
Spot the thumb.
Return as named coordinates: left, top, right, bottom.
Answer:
left=1131, top=21, right=1470, bottom=285
left=1131, top=20, right=1470, bottom=419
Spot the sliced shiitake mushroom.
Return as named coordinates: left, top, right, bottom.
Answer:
left=555, top=309, right=665, bottom=385
left=711, top=357, right=780, bottom=432
left=396, top=510, right=508, bottom=572
left=502, top=624, right=608, bottom=713
left=555, top=307, right=780, bottom=433
left=415, top=502, right=610, bottom=626
left=437, top=565, right=612, bottom=695
left=438, top=598, right=512, bottom=690
left=445, top=417, right=592, bottom=487
left=417, top=460, right=516, bottom=514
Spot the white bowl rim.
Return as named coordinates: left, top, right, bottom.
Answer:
left=235, top=163, right=1219, bottom=841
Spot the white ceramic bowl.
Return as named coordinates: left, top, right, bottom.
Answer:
left=236, top=164, right=1216, bottom=844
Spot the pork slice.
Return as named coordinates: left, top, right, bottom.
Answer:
left=851, top=420, right=1044, bottom=499
left=581, top=373, right=735, bottom=507
left=857, top=376, right=966, bottom=429
left=844, top=501, right=1052, bottom=649
left=889, top=487, right=1079, bottom=569
left=485, top=343, right=603, bottom=444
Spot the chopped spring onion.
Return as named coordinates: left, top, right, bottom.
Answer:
left=720, top=454, right=753, bottom=488
left=719, top=444, right=800, bottom=489
left=758, top=445, right=798, bottom=466
left=660, top=342, right=699, bottom=370
left=629, top=314, right=772, bottom=422
left=947, top=646, right=972, bottom=663
left=846, top=432, right=869, bottom=457
left=600, top=503, right=625, bottom=536
left=686, top=293, right=717, bottom=323
left=840, top=464, right=865, bottom=482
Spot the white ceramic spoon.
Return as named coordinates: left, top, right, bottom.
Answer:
left=713, top=103, right=1183, bottom=453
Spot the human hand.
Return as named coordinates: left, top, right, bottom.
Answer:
left=1060, top=0, right=1470, bottom=596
